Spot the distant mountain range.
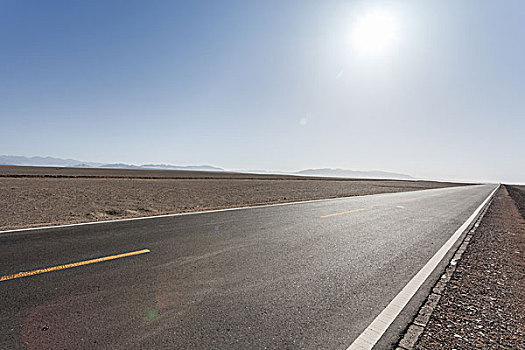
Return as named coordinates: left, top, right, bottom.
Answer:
left=0, top=155, right=414, bottom=180
left=0, top=155, right=99, bottom=167
left=0, top=155, right=224, bottom=172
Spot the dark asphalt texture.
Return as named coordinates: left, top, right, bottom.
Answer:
left=0, top=184, right=496, bottom=350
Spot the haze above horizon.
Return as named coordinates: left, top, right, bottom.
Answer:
left=1, top=1, right=524, bottom=184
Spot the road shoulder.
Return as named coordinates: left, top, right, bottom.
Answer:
left=398, top=186, right=525, bottom=349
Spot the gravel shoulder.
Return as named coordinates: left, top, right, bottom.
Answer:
left=415, top=185, right=525, bottom=349
left=0, top=166, right=467, bottom=231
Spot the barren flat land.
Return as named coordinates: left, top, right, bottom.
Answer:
left=0, top=165, right=468, bottom=230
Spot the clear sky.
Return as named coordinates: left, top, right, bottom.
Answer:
left=1, top=1, right=524, bottom=183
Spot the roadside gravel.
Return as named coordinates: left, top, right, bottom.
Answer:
left=415, top=186, right=525, bottom=349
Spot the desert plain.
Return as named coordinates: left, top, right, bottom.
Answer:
left=0, top=165, right=467, bottom=230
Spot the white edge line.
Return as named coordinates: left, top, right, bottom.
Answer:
left=346, top=184, right=499, bottom=350
left=0, top=184, right=485, bottom=235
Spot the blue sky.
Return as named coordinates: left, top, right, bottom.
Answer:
left=1, top=0, right=524, bottom=183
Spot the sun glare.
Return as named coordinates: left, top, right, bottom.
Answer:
left=352, top=10, right=398, bottom=55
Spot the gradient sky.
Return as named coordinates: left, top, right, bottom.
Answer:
left=1, top=1, right=524, bottom=183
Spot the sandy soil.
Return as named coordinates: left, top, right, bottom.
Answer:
left=0, top=166, right=467, bottom=231
left=416, top=186, right=525, bottom=349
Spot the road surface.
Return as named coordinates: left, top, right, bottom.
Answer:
left=0, top=184, right=496, bottom=349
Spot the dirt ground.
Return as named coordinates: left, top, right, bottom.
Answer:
left=506, top=185, right=525, bottom=219
left=0, top=165, right=309, bottom=179
left=0, top=166, right=466, bottom=230
left=415, top=186, right=525, bottom=349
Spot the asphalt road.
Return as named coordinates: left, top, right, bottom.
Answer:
left=0, top=184, right=496, bottom=350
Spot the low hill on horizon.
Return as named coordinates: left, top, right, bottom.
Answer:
left=293, top=168, right=414, bottom=180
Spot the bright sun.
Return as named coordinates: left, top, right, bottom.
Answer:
left=352, top=10, right=398, bottom=55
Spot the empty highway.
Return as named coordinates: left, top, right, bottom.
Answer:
left=0, top=184, right=496, bottom=349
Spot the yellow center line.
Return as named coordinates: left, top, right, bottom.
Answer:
left=321, top=208, right=365, bottom=218
left=0, top=248, right=151, bottom=282
left=400, top=198, right=418, bottom=203
left=400, top=194, right=441, bottom=203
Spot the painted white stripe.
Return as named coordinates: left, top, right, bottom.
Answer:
left=0, top=184, right=483, bottom=235
left=347, top=184, right=498, bottom=350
